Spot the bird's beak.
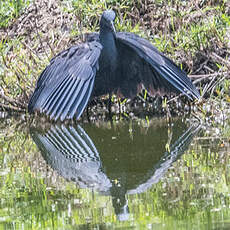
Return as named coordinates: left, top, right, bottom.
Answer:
left=110, top=21, right=116, bottom=35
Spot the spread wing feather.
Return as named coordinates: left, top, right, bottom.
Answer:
left=116, top=32, right=200, bottom=99
left=28, top=41, right=102, bottom=121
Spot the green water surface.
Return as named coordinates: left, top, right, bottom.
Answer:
left=0, top=116, right=230, bottom=230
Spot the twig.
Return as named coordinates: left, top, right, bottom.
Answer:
left=15, top=82, right=29, bottom=102
left=193, top=76, right=210, bottom=84
left=211, top=52, right=230, bottom=69
left=0, top=92, right=26, bottom=108
left=0, top=102, right=25, bottom=112
left=167, top=94, right=180, bottom=103
left=204, top=65, right=215, bottom=73
left=20, top=41, right=38, bottom=56
left=189, top=72, right=229, bottom=79
left=194, top=136, right=223, bottom=140
left=192, top=58, right=209, bottom=74
left=1, top=50, right=10, bottom=69
left=46, top=39, right=55, bottom=57
left=56, top=30, right=67, bottom=49
left=20, top=41, right=40, bottom=66
left=210, top=76, right=226, bottom=96
left=201, top=75, right=217, bottom=97
left=33, top=14, right=49, bottom=59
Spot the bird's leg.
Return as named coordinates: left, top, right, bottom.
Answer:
left=118, top=97, right=121, bottom=114
left=108, top=93, right=112, bottom=116
left=86, top=105, right=90, bottom=123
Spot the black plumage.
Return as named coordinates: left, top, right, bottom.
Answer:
left=28, top=10, right=200, bottom=121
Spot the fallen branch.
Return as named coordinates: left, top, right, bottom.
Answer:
left=189, top=72, right=229, bottom=79
left=0, top=102, right=25, bottom=112
left=211, top=52, right=230, bottom=69
left=201, top=74, right=217, bottom=97
left=0, top=92, right=26, bottom=109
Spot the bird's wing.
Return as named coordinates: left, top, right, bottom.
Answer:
left=116, top=32, right=200, bottom=99
left=28, top=41, right=102, bottom=121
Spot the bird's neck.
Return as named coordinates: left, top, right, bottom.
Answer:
left=99, top=29, right=117, bottom=64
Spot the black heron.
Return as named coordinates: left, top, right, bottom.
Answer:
left=28, top=10, right=200, bottom=121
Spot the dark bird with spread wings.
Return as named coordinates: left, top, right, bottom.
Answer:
left=28, top=10, right=200, bottom=121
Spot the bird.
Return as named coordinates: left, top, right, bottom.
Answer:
left=28, top=10, right=200, bottom=121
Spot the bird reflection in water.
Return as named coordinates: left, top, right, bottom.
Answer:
left=30, top=119, right=200, bottom=221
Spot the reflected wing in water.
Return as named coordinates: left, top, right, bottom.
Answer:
left=30, top=120, right=200, bottom=220
left=128, top=123, right=201, bottom=194
left=30, top=124, right=111, bottom=191
left=30, top=121, right=200, bottom=194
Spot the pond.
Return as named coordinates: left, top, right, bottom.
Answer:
left=0, top=114, right=230, bottom=229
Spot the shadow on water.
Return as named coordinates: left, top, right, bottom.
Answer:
left=30, top=119, right=200, bottom=221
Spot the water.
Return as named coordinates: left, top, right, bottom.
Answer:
left=0, top=116, right=230, bottom=229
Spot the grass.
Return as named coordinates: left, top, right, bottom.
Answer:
left=0, top=0, right=32, bottom=28
left=0, top=0, right=229, bottom=118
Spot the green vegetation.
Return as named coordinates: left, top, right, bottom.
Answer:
left=0, top=118, right=230, bottom=229
left=0, top=1, right=230, bottom=228
left=0, top=0, right=32, bottom=28
left=0, top=0, right=229, bottom=116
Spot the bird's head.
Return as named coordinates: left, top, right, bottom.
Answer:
left=100, top=10, right=116, bottom=34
